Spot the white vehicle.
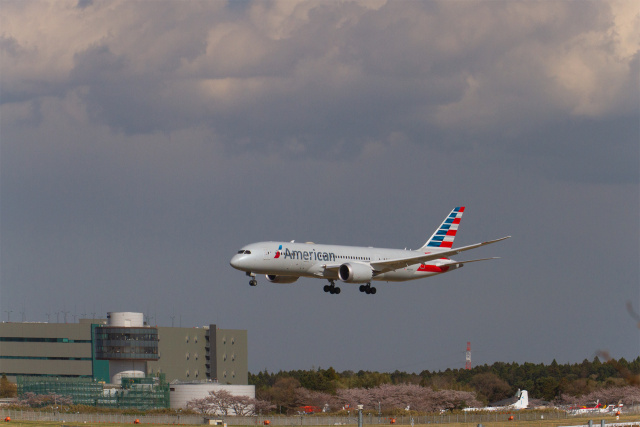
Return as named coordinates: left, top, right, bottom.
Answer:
left=230, top=207, right=509, bottom=295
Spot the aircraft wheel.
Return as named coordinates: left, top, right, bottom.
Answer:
left=323, top=285, right=331, bottom=293
left=359, top=285, right=366, bottom=292
left=249, top=280, right=257, bottom=287
left=370, top=287, right=377, bottom=295
left=365, top=287, right=371, bottom=294
left=335, top=287, right=341, bottom=294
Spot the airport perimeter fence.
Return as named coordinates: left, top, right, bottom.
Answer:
left=2, top=407, right=640, bottom=425
left=0, top=408, right=204, bottom=424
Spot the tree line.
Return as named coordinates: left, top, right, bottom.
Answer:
left=3, top=356, right=639, bottom=415
left=249, top=356, right=640, bottom=412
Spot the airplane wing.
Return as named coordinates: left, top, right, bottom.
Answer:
left=369, top=236, right=510, bottom=274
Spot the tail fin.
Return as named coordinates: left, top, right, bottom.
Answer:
left=419, top=207, right=465, bottom=250
left=513, top=390, right=528, bottom=409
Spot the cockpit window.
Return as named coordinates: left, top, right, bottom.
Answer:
left=237, top=250, right=251, bottom=254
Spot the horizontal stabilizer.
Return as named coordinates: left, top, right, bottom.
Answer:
left=436, top=257, right=500, bottom=266
left=370, top=236, right=510, bottom=273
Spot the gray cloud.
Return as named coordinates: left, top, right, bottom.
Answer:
left=1, top=0, right=638, bottom=372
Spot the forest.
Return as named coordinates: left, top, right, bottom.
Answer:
left=248, top=356, right=640, bottom=413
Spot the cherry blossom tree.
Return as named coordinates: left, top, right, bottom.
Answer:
left=186, top=389, right=275, bottom=415
left=334, top=384, right=481, bottom=412
left=252, top=397, right=277, bottom=415
left=230, top=395, right=255, bottom=416
left=19, top=392, right=72, bottom=408
left=294, top=387, right=334, bottom=411
left=186, top=396, right=214, bottom=415
left=556, top=385, right=640, bottom=406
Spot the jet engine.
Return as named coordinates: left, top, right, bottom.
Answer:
left=338, top=263, right=374, bottom=283
left=266, top=274, right=299, bottom=284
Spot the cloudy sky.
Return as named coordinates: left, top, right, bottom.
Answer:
left=1, top=0, right=638, bottom=374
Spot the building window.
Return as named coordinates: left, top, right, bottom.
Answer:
left=94, top=327, right=159, bottom=361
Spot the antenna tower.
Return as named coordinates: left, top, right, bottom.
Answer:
left=465, top=341, right=472, bottom=370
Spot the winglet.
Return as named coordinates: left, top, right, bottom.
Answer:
left=419, top=207, right=465, bottom=250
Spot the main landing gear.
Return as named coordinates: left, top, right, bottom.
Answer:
left=359, top=283, right=377, bottom=295
left=323, top=280, right=341, bottom=295
left=247, top=272, right=257, bottom=286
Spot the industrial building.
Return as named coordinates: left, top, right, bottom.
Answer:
left=0, top=312, right=248, bottom=385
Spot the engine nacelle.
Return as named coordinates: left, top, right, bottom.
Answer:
left=338, top=263, right=373, bottom=283
left=266, top=274, right=299, bottom=284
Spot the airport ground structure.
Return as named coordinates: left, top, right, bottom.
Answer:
left=0, top=312, right=251, bottom=409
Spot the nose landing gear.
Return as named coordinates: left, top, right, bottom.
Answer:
left=247, top=272, right=257, bottom=286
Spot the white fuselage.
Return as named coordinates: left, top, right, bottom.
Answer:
left=230, top=207, right=508, bottom=294
left=230, top=241, right=458, bottom=282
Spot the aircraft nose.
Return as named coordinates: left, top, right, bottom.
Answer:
left=230, top=255, right=239, bottom=268
left=230, top=254, right=244, bottom=270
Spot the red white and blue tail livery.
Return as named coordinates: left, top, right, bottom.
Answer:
left=230, top=207, right=510, bottom=295
left=421, top=206, right=464, bottom=250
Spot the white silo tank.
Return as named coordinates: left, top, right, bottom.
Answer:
left=107, top=312, right=144, bottom=327
left=110, top=360, right=146, bottom=385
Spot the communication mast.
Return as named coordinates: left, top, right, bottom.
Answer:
left=465, top=341, right=472, bottom=370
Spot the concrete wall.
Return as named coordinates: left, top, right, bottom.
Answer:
left=1, top=322, right=92, bottom=340
left=0, top=323, right=94, bottom=381
left=146, top=327, right=208, bottom=382
left=210, top=328, right=248, bottom=385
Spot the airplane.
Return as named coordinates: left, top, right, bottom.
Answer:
left=230, top=207, right=510, bottom=295
left=568, top=400, right=608, bottom=415
left=463, top=389, right=529, bottom=411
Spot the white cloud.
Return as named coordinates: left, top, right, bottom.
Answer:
left=1, top=0, right=637, bottom=167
